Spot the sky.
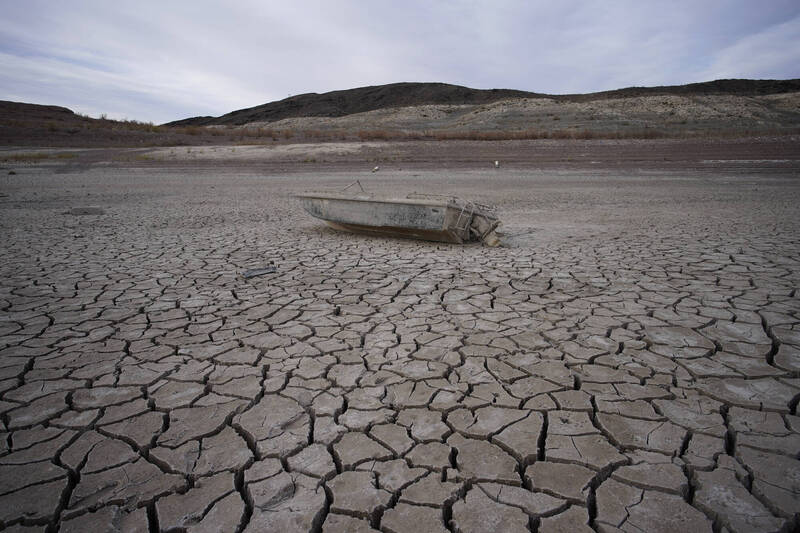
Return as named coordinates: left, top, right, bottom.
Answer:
left=1, top=0, right=799, bottom=124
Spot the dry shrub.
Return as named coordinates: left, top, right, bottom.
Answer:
left=357, top=130, right=391, bottom=140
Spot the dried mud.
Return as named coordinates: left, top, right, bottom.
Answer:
left=1, top=140, right=799, bottom=532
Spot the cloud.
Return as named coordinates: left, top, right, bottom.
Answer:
left=0, top=0, right=798, bottom=123
left=699, top=15, right=800, bottom=81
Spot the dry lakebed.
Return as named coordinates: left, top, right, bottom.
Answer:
left=1, top=138, right=799, bottom=532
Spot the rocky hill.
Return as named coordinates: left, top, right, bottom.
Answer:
left=167, top=79, right=800, bottom=127
left=2, top=79, right=799, bottom=147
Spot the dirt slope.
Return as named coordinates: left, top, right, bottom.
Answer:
left=167, top=79, right=800, bottom=126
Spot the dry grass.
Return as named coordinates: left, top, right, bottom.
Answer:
left=1, top=152, right=78, bottom=162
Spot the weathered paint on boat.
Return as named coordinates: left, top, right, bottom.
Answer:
left=295, top=191, right=501, bottom=245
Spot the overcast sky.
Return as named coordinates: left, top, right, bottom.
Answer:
left=1, top=0, right=798, bottom=124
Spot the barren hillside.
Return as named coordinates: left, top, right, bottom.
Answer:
left=2, top=80, right=799, bottom=147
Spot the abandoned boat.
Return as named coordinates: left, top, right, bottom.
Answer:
left=295, top=190, right=502, bottom=246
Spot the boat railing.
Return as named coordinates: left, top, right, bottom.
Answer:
left=406, top=192, right=496, bottom=212
left=454, top=201, right=476, bottom=233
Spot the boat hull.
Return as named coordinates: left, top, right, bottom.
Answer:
left=297, top=194, right=471, bottom=243
left=295, top=192, right=501, bottom=245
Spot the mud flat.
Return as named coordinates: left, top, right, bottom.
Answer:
left=1, top=149, right=799, bottom=531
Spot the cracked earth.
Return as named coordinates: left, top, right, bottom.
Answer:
left=1, top=164, right=799, bottom=532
